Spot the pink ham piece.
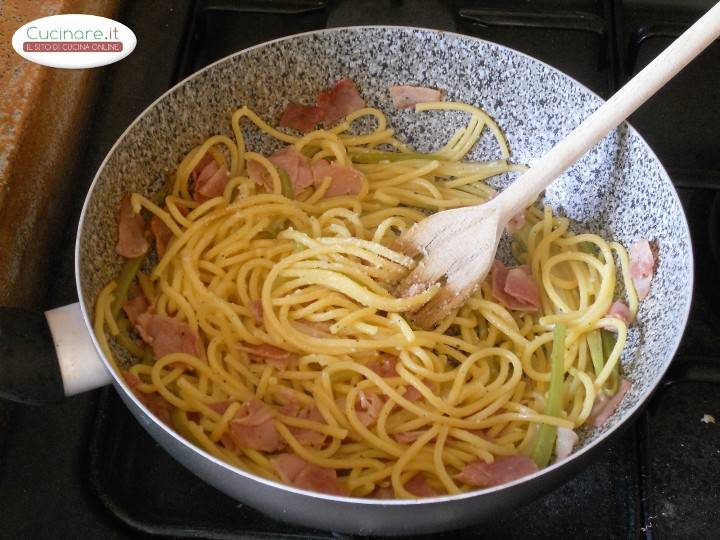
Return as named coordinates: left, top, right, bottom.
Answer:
left=150, top=215, right=173, bottom=258
left=280, top=102, right=325, bottom=133
left=605, top=300, right=633, bottom=328
left=123, top=371, right=173, bottom=425
left=122, top=294, right=149, bottom=326
left=403, top=380, right=437, bottom=402
left=246, top=160, right=270, bottom=190
left=455, top=455, right=538, bottom=488
left=238, top=343, right=291, bottom=360
left=487, top=189, right=527, bottom=234
left=311, top=159, right=364, bottom=198
left=270, top=147, right=314, bottom=194
left=228, top=399, right=283, bottom=452
left=207, top=400, right=232, bottom=415
left=367, top=354, right=398, bottom=377
left=405, top=474, right=438, bottom=497
left=629, top=239, right=656, bottom=300
left=403, top=385, right=423, bottom=402
left=191, top=152, right=214, bottom=181
left=393, top=430, right=429, bottom=444
left=589, top=378, right=632, bottom=427
left=317, top=78, right=366, bottom=125
left=287, top=405, right=327, bottom=447
left=191, top=153, right=230, bottom=202
left=506, top=210, right=526, bottom=234
left=389, top=85, right=443, bottom=109
left=250, top=300, right=263, bottom=323
left=271, top=453, right=346, bottom=495
left=292, top=319, right=333, bottom=338
left=247, top=147, right=314, bottom=196
left=356, top=391, right=385, bottom=427
left=554, top=427, right=579, bottom=462
left=371, top=485, right=395, bottom=499
left=491, top=260, right=541, bottom=311
left=135, top=313, right=201, bottom=359
left=115, top=195, right=149, bottom=258
left=238, top=342, right=294, bottom=370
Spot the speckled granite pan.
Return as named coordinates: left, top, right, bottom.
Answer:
left=75, top=27, right=692, bottom=535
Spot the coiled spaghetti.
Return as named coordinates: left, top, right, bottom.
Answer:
left=94, top=101, right=634, bottom=498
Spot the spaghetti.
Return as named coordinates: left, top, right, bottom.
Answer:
left=94, top=95, right=637, bottom=499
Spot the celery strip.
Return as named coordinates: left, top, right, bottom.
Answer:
left=278, top=169, right=294, bottom=199
left=349, top=150, right=443, bottom=163
left=111, top=256, right=144, bottom=319
left=531, top=322, right=567, bottom=468
left=602, top=329, right=619, bottom=396
left=587, top=329, right=604, bottom=377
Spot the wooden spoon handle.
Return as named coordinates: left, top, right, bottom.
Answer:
left=492, top=1, right=720, bottom=223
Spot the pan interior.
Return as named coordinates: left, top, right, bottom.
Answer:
left=77, top=27, right=692, bottom=471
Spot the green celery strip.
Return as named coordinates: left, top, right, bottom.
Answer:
left=110, top=256, right=144, bottom=319
left=601, top=329, right=619, bottom=396
left=349, top=149, right=443, bottom=163
left=587, top=329, right=604, bottom=377
left=278, top=169, right=294, bottom=199
left=531, top=322, right=567, bottom=468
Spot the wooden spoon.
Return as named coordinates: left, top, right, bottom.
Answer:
left=396, top=2, right=720, bottom=329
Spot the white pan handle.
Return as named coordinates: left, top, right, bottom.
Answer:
left=45, top=302, right=112, bottom=396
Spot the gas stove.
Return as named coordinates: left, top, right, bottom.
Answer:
left=2, top=1, right=719, bottom=538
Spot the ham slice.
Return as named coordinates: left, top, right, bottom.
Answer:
left=487, top=189, right=526, bottom=234
left=393, top=430, right=428, bottom=444
left=389, top=85, right=442, bottom=109
left=455, top=456, right=538, bottom=488
left=228, top=399, right=283, bottom=452
left=606, top=300, right=633, bottom=327
left=589, top=378, right=632, bottom=427
left=195, top=163, right=230, bottom=202
left=238, top=342, right=294, bottom=370
left=115, top=195, right=149, bottom=258
left=150, top=215, right=173, bottom=258
left=123, top=371, right=173, bottom=425
left=403, top=380, right=437, bottom=402
left=371, top=485, right=395, bottom=499
left=270, top=147, right=315, bottom=194
left=287, top=405, right=327, bottom=447
left=506, top=210, right=526, bottom=233
left=191, top=153, right=214, bottom=182
left=122, top=294, right=149, bottom=326
left=271, top=453, right=346, bottom=495
left=405, top=474, right=438, bottom=497
left=554, top=427, right=579, bottom=462
left=355, top=391, right=385, bottom=427
left=247, top=147, right=314, bottom=196
left=317, top=78, right=365, bottom=125
left=191, top=153, right=230, bottom=202
left=629, top=239, right=656, bottom=300
left=311, top=159, right=364, bottom=198
left=250, top=300, right=263, bottom=323
left=292, top=319, right=333, bottom=338
left=135, top=312, right=201, bottom=359
left=367, top=354, right=398, bottom=377
left=491, top=260, right=540, bottom=311
left=208, top=400, right=232, bottom=415
left=280, top=102, right=325, bottom=133
left=247, top=160, right=270, bottom=190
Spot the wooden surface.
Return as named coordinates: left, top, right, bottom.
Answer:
left=0, top=0, right=118, bottom=307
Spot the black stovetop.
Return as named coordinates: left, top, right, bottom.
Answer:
left=2, top=1, right=719, bottom=539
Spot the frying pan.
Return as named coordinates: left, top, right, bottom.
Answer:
left=0, top=27, right=693, bottom=535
